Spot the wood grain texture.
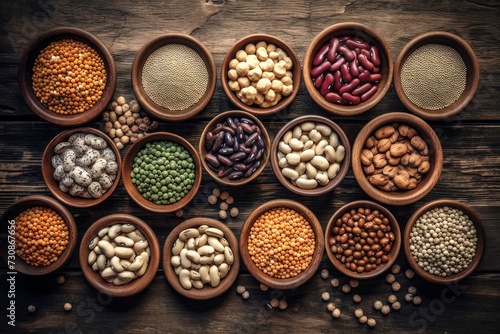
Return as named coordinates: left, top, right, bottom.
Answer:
left=1, top=0, right=499, bottom=333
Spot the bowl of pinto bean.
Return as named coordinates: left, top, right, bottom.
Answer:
left=303, top=23, right=393, bottom=116
left=325, top=200, right=401, bottom=279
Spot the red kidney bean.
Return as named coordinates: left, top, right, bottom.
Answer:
left=358, top=71, right=381, bottom=83
left=245, top=132, right=258, bottom=147
left=233, top=163, right=247, bottom=171
left=320, top=72, right=334, bottom=97
left=373, top=67, right=379, bottom=73
left=240, top=122, right=253, bottom=134
left=354, top=47, right=361, bottom=55
left=339, top=36, right=350, bottom=42
left=314, top=73, right=325, bottom=89
left=212, top=132, right=224, bottom=152
left=339, top=78, right=360, bottom=95
left=325, top=92, right=342, bottom=103
left=360, top=49, right=371, bottom=58
left=338, top=45, right=355, bottom=62
left=244, top=160, right=260, bottom=177
left=205, top=153, right=220, bottom=167
left=340, top=63, right=352, bottom=83
left=361, top=85, right=378, bottom=102
left=205, top=132, right=215, bottom=151
left=221, top=126, right=235, bottom=135
left=358, top=54, right=374, bottom=71
left=217, top=154, right=233, bottom=166
left=351, top=83, right=372, bottom=96
left=350, top=60, right=359, bottom=78
left=333, top=70, right=342, bottom=92
left=252, top=125, right=261, bottom=135
left=311, top=60, right=331, bottom=78
left=327, top=37, right=340, bottom=63
left=370, top=46, right=380, bottom=66
left=238, top=144, right=251, bottom=154
left=346, top=39, right=370, bottom=50
left=313, top=44, right=330, bottom=66
left=330, top=56, right=346, bottom=71
left=342, top=92, right=361, bottom=105
left=218, top=167, right=233, bottom=178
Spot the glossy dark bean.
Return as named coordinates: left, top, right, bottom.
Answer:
left=233, top=163, right=247, bottom=171
left=255, top=148, right=264, bottom=160
left=218, top=167, right=233, bottom=178
left=240, top=122, right=254, bottom=134
left=228, top=171, right=243, bottom=180
left=212, top=132, right=224, bottom=152
left=236, top=126, right=244, bottom=141
left=243, top=152, right=255, bottom=164
left=205, top=132, right=215, bottom=151
left=239, top=144, right=252, bottom=154
left=219, top=147, right=234, bottom=155
left=256, top=135, right=264, bottom=148
left=217, top=154, right=233, bottom=166
left=244, top=160, right=260, bottom=177
left=245, top=133, right=259, bottom=147
left=230, top=152, right=246, bottom=162
left=224, top=132, right=234, bottom=147
left=227, top=117, right=237, bottom=130
left=240, top=117, right=255, bottom=125
left=205, top=154, right=220, bottom=167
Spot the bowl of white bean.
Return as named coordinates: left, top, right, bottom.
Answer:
left=79, top=214, right=160, bottom=297
left=270, top=115, right=351, bottom=196
left=404, top=199, right=485, bottom=284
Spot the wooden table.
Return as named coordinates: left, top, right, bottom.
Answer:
left=1, top=0, right=499, bottom=332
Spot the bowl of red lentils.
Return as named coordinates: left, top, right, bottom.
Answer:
left=239, top=199, right=324, bottom=289
left=325, top=200, right=401, bottom=279
left=132, top=33, right=217, bottom=122
left=0, top=195, right=77, bottom=275
left=19, top=27, right=117, bottom=127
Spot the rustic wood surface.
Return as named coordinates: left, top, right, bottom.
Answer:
left=1, top=0, right=499, bottom=333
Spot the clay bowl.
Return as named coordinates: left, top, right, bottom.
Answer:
left=132, top=33, right=216, bottom=122
left=42, top=127, right=122, bottom=208
left=79, top=214, right=160, bottom=297
left=163, top=217, right=240, bottom=300
left=221, top=34, right=301, bottom=116
left=404, top=199, right=485, bottom=284
left=324, top=200, right=401, bottom=279
left=303, top=22, right=393, bottom=116
left=199, top=110, right=271, bottom=186
left=239, top=199, right=324, bottom=290
left=122, top=132, right=202, bottom=213
left=19, top=27, right=116, bottom=126
left=352, top=112, right=443, bottom=206
left=270, top=115, right=351, bottom=196
left=394, top=31, right=480, bottom=120
left=0, top=195, right=77, bottom=275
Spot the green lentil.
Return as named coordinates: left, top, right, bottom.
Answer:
left=131, top=140, right=195, bottom=205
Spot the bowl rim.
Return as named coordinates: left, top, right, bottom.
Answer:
left=79, top=213, right=160, bottom=297
left=270, top=115, right=351, bottom=196
left=198, top=110, right=271, bottom=186
left=303, top=22, right=394, bottom=116
left=131, top=33, right=217, bottom=122
left=41, top=127, right=122, bottom=208
left=324, top=200, right=401, bottom=279
left=0, top=195, right=77, bottom=275
left=18, top=26, right=117, bottom=126
left=162, top=217, right=240, bottom=300
left=220, top=33, right=302, bottom=116
left=121, top=132, right=202, bottom=213
left=352, top=112, right=443, bottom=205
left=239, top=199, right=324, bottom=289
left=393, top=31, right=480, bottom=120
left=403, top=199, right=485, bottom=284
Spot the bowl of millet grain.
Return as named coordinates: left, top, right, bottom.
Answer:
left=132, top=34, right=217, bottom=122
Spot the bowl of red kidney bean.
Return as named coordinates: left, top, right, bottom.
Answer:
left=199, top=110, right=270, bottom=186
left=325, top=200, right=401, bottom=279
left=304, top=23, right=393, bottom=116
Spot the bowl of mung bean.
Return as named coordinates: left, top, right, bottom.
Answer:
left=325, top=200, right=401, bottom=279
left=394, top=31, right=480, bottom=120
left=122, top=132, right=202, bottom=213
left=221, top=34, right=302, bottom=116
left=239, top=199, right=324, bottom=290
left=132, top=33, right=216, bottom=122
left=404, top=199, right=485, bottom=284
left=0, top=195, right=77, bottom=275
left=79, top=214, right=160, bottom=297
left=19, top=27, right=117, bottom=126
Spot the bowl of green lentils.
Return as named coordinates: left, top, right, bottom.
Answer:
left=122, top=132, right=202, bottom=213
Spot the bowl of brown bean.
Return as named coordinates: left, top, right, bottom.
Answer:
left=19, top=27, right=117, bottom=127
left=325, top=200, right=401, bottom=279
left=0, top=195, right=77, bottom=276
left=394, top=31, right=480, bottom=120
left=239, top=199, right=324, bottom=289
left=352, top=112, right=443, bottom=206
left=303, top=22, right=393, bottom=116
left=221, top=34, right=302, bottom=116
left=132, top=33, right=217, bottom=122
left=199, top=110, right=270, bottom=186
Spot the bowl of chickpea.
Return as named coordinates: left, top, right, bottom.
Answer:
left=239, top=199, right=324, bottom=289
left=19, top=27, right=117, bottom=127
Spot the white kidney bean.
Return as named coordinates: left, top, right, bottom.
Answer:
left=278, top=157, right=288, bottom=168
left=289, top=138, right=304, bottom=151
left=128, top=256, right=144, bottom=272
left=286, top=153, right=300, bottom=166
left=190, top=270, right=201, bottom=280
left=115, top=247, right=134, bottom=259
left=135, top=252, right=149, bottom=277
left=98, top=227, right=110, bottom=238
left=220, top=238, right=229, bottom=247
left=219, top=263, right=230, bottom=279
left=186, top=250, right=201, bottom=263
left=335, top=145, right=345, bottom=163
left=281, top=167, right=299, bottom=181
left=316, top=171, right=329, bottom=185
left=283, top=130, right=293, bottom=144
left=196, top=234, right=208, bottom=247
left=120, top=224, right=136, bottom=233
left=186, top=238, right=195, bottom=250
left=198, top=245, right=215, bottom=256
left=200, top=254, right=215, bottom=264
left=110, top=256, right=124, bottom=272
left=180, top=248, right=192, bottom=268
left=328, top=163, right=341, bottom=179
left=174, top=265, right=183, bottom=275
left=315, top=139, right=329, bottom=156
left=120, top=259, right=131, bottom=270
left=171, top=256, right=180, bottom=267
left=108, top=224, right=122, bottom=239
left=192, top=280, right=204, bottom=289
left=172, top=238, right=185, bottom=255
left=329, top=132, right=339, bottom=147
left=300, top=121, right=315, bottom=131
left=89, top=237, right=99, bottom=250
left=224, top=247, right=234, bottom=265
left=306, top=162, right=318, bottom=179
left=300, top=149, right=315, bottom=162
left=297, top=177, right=318, bottom=189
left=278, top=141, right=292, bottom=154
left=101, top=267, right=117, bottom=280
left=179, top=228, right=199, bottom=241
left=209, top=265, right=220, bottom=288
left=88, top=251, right=97, bottom=266
left=309, top=129, right=322, bottom=142
left=208, top=237, right=225, bottom=252
left=134, top=240, right=149, bottom=253
left=295, top=162, right=306, bottom=175
left=179, top=269, right=192, bottom=289
left=324, top=145, right=336, bottom=163
left=214, top=254, right=225, bottom=265
left=311, top=156, right=330, bottom=170
left=198, top=225, right=209, bottom=234
left=93, top=246, right=102, bottom=255
left=114, top=236, right=134, bottom=247
left=292, top=125, right=302, bottom=139
left=315, top=124, right=332, bottom=136
left=299, top=135, right=309, bottom=143
left=97, top=254, right=107, bottom=271
left=127, top=230, right=145, bottom=242
left=205, top=228, right=224, bottom=238
left=277, top=151, right=285, bottom=160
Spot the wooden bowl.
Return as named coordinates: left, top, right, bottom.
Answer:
left=324, top=200, right=401, bottom=279
left=352, top=112, right=443, bottom=206
left=303, top=22, right=393, bottom=116
left=270, top=115, right=351, bottom=196
left=199, top=110, right=271, bottom=186
left=122, top=132, right=202, bottom=213
left=79, top=214, right=160, bottom=297
left=239, top=199, right=324, bottom=290
left=0, top=195, right=77, bottom=275
left=132, top=33, right=216, bottom=122
left=42, top=127, right=122, bottom=208
left=404, top=199, right=485, bottom=284
left=394, top=31, right=480, bottom=120
left=221, top=34, right=302, bottom=116
left=163, top=218, right=240, bottom=300
left=19, top=27, right=116, bottom=126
